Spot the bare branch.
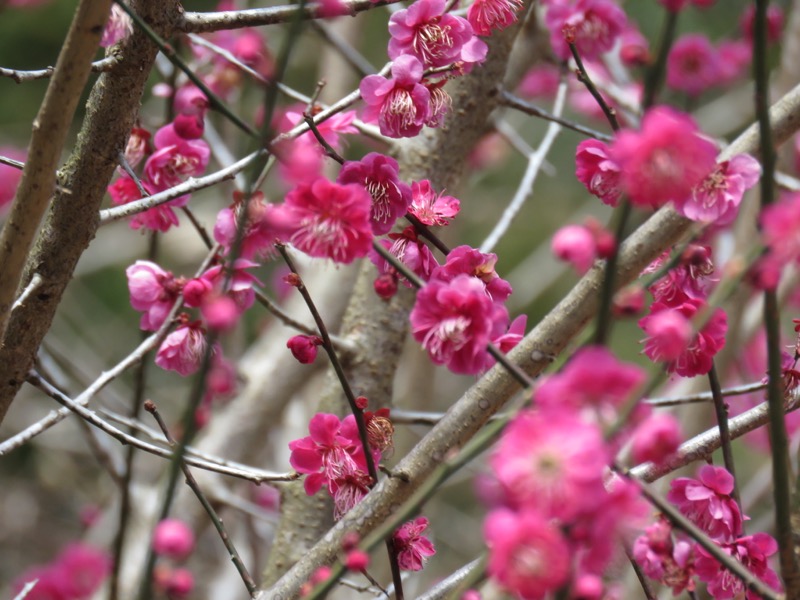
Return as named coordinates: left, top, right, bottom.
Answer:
left=0, top=54, right=121, bottom=83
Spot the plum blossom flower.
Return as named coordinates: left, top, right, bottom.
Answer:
left=393, top=517, right=436, bottom=571
left=431, top=245, right=512, bottom=303
left=640, top=299, right=726, bottom=377
left=467, top=0, right=524, bottom=37
left=632, top=517, right=696, bottom=595
left=408, top=179, right=460, bottom=225
left=638, top=307, right=692, bottom=361
left=273, top=178, right=374, bottom=263
left=153, top=519, right=195, bottom=559
left=126, top=260, right=182, bottom=331
left=493, top=314, right=527, bottom=354
left=667, top=465, right=743, bottom=541
left=630, top=413, right=682, bottom=466
left=287, top=335, right=322, bottom=364
left=666, top=34, right=720, bottom=97
left=360, top=55, right=431, bottom=139
left=490, top=407, right=609, bottom=520
left=695, top=534, right=782, bottom=599
left=611, top=106, right=717, bottom=209
left=388, top=0, right=487, bottom=68
left=674, top=154, right=761, bottom=224
left=410, top=274, right=508, bottom=374
left=644, top=244, right=715, bottom=306
left=121, top=127, right=152, bottom=172
left=144, top=122, right=211, bottom=192
left=551, top=222, right=604, bottom=274
left=741, top=4, right=784, bottom=44
left=100, top=4, right=133, bottom=47
left=544, top=0, right=627, bottom=61
left=337, top=153, right=412, bottom=235
left=484, top=508, right=571, bottom=599
left=213, top=191, right=285, bottom=259
left=155, top=319, right=207, bottom=376
left=13, top=543, right=111, bottom=600
left=108, top=176, right=181, bottom=232
left=575, top=139, right=623, bottom=207
left=369, top=227, right=439, bottom=287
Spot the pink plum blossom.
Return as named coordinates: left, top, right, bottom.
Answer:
left=544, top=0, right=627, bottom=61
left=490, top=407, right=608, bottom=520
left=674, top=154, right=761, bottom=224
left=552, top=223, right=599, bottom=274
left=619, top=23, right=650, bottom=66
left=201, top=295, right=240, bottom=331
left=337, top=152, right=412, bottom=235
left=410, top=274, right=508, bottom=374
left=431, top=245, right=512, bottom=303
left=666, top=34, right=720, bottom=97
left=392, top=517, right=436, bottom=571
left=611, top=106, right=718, bottom=209
left=273, top=177, right=374, bottom=264
left=484, top=508, right=571, bottom=599
left=632, top=517, right=696, bottom=595
left=360, top=55, right=431, bottom=139
left=575, top=139, right=622, bottom=207
left=408, top=179, right=460, bottom=226
left=630, top=413, right=682, bottom=466
left=155, top=319, right=207, bottom=376
left=638, top=307, right=692, bottom=361
left=467, top=0, right=524, bottom=37
left=667, top=465, right=743, bottom=541
left=145, top=122, right=210, bottom=192
left=197, top=259, right=262, bottom=313
left=493, top=314, right=527, bottom=354
left=214, top=191, right=286, bottom=259
left=741, top=4, right=784, bottom=44
left=369, top=227, right=439, bottom=287
left=121, top=127, right=152, bottom=172
left=287, top=334, right=322, bottom=364
left=644, top=244, right=715, bottom=306
left=153, top=519, right=195, bottom=559
left=13, top=543, right=111, bottom=600
left=100, top=4, right=133, bottom=47
left=715, top=39, right=752, bottom=87
left=640, top=299, right=726, bottom=377
left=126, top=260, right=182, bottom=331
left=108, top=176, right=182, bottom=232
left=695, top=534, right=782, bottom=599
left=388, top=0, right=487, bottom=68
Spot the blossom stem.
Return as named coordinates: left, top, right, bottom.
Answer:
left=755, top=0, right=800, bottom=592
left=405, top=214, right=451, bottom=255
left=707, top=363, right=741, bottom=510
left=643, top=8, right=678, bottom=109
left=145, top=400, right=258, bottom=596
left=568, top=42, right=619, bottom=132
left=593, top=199, right=631, bottom=346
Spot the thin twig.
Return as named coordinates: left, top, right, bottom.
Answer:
left=708, top=363, right=741, bottom=507
left=481, top=81, right=568, bottom=254
left=642, top=8, right=678, bottom=110
left=498, top=89, right=613, bottom=141
left=12, top=274, right=43, bottom=312
left=145, top=400, right=258, bottom=596
left=568, top=42, right=620, bottom=132
left=0, top=54, right=121, bottom=83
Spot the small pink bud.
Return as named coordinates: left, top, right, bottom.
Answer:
left=182, top=277, right=213, bottom=307
left=152, top=518, right=195, bottom=559
left=173, top=113, right=204, bottom=139
left=613, top=286, right=645, bottom=317
left=310, top=566, right=332, bottom=585
left=202, top=295, right=240, bottom=331
left=284, top=273, right=302, bottom=287
left=342, top=531, right=360, bottom=552
left=166, top=568, right=194, bottom=598
left=254, top=485, right=281, bottom=511
left=287, top=335, right=322, bottom=364
left=374, top=273, right=398, bottom=300
left=355, top=396, right=368, bottom=410
left=345, top=550, right=370, bottom=571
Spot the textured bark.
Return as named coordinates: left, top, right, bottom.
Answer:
left=0, top=0, right=182, bottom=423
left=256, top=81, right=800, bottom=600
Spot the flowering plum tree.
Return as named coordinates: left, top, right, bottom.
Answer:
left=2, top=0, right=800, bottom=599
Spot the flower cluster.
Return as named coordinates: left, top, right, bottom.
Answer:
left=12, top=543, right=111, bottom=600
left=639, top=244, right=727, bottom=377
left=482, top=347, right=658, bottom=598
left=634, top=465, right=782, bottom=598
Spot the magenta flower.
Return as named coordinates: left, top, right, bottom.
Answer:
left=155, top=320, right=207, bottom=376
left=369, top=227, right=439, bottom=287
left=388, top=0, right=487, bottom=68
left=630, top=413, right=682, bottom=466
left=484, top=508, right=571, bottom=599
left=424, top=82, right=452, bottom=128
left=644, top=244, right=715, bottom=306
left=144, top=122, right=210, bottom=192
left=490, top=407, right=608, bottom=520
left=666, top=34, right=720, bottom=97
left=0, top=146, right=25, bottom=211
left=153, top=519, right=195, bottom=559
left=410, top=274, right=507, bottom=374
left=715, top=40, right=752, bottom=87
left=467, top=0, right=524, bottom=37
left=674, top=154, right=761, bottom=224
left=619, top=23, right=651, bottom=66
left=100, top=4, right=133, bottom=47
left=695, top=533, right=782, bottom=600
left=534, top=346, right=646, bottom=413
left=273, top=177, right=374, bottom=264
left=575, top=139, right=623, bottom=207
left=287, top=334, right=322, bottom=364
left=431, top=245, right=512, bottom=303
left=638, top=307, right=692, bottom=362
left=741, top=4, right=784, bottom=44
left=667, top=465, right=743, bottom=541
left=761, top=193, right=800, bottom=266
left=632, top=517, right=696, bottom=595
left=126, top=260, right=182, bottom=331
left=544, top=0, right=627, bottom=61
left=551, top=223, right=598, bottom=274
left=337, top=152, right=412, bottom=235
left=288, top=413, right=368, bottom=497
left=214, top=191, right=287, bottom=259
left=198, top=259, right=262, bottom=313
left=640, top=299, right=726, bottom=378
left=393, top=517, right=436, bottom=571
left=360, top=55, right=432, bottom=139
left=108, top=176, right=182, bottom=232
left=331, top=468, right=372, bottom=519
left=611, top=106, right=718, bottom=209
left=492, top=314, right=527, bottom=354
left=408, top=179, right=460, bottom=226
left=121, top=127, right=152, bottom=172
